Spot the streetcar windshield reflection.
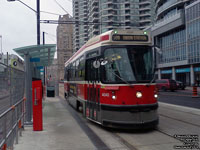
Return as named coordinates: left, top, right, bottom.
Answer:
left=102, top=46, right=154, bottom=83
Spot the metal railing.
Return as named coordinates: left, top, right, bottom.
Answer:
left=0, top=62, right=25, bottom=150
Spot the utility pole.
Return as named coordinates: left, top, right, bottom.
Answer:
left=37, top=0, right=40, bottom=45
left=43, top=32, right=46, bottom=85
left=7, top=0, right=40, bottom=124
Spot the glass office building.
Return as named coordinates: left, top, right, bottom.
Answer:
left=152, top=0, right=200, bottom=85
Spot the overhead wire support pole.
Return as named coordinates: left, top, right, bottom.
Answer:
left=37, top=0, right=40, bottom=45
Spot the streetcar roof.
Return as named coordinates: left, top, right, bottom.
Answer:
left=65, top=29, right=151, bottom=67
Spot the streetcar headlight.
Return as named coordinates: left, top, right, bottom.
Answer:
left=154, top=94, right=158, bottom=98
left=136, top=92, right=142, bottom=98
left=112, top=95, right=117, bottom=100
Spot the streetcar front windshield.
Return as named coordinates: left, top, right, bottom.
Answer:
left=102, top=46, right=154, bottom=83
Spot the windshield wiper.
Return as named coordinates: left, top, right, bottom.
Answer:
left=110, top=71, right=134, bottom=87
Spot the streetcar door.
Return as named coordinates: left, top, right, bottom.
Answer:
left=86, top=58, right=100, bottom=122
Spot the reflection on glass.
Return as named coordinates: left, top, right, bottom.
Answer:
left=102, top=46, right=154, bottom=83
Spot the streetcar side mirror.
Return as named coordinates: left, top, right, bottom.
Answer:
left=101, top=60, right=108, bottom=66
left=93, top=59, right=109, bottom=68
left=153, top=45, right=161, bottom=54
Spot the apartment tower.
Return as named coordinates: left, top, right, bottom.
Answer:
left=73, top=0, right=155, bottom=52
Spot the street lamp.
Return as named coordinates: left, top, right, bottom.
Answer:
left=7, top=0, right=40, bottom=45
left=8, top=0, right=41, bottom=124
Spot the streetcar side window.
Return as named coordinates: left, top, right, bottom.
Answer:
left=64, top=67, right=67, bottom=81
left=72, top=62, right=76, bottom=80
left=86, top=59, right=100, bottom=82
left=86, top=60, right=94, bottom=81
left=78, top=56, right=85, bottom=81
left=75, top=59, right=79, bottom=79
left=69, top=64, right=73, bottom=81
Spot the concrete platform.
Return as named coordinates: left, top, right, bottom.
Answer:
left=14, top=97, right=95, bottom=150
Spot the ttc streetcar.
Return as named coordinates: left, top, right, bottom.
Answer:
left=64, top=29, right=159, bottom=129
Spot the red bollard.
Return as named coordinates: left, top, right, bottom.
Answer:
left=192, top=86, right=199, bottom=98
left=3, top=144, right=7, bottom=150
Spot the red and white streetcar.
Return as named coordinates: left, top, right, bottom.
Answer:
left=64, top=29, right=159, bottom=129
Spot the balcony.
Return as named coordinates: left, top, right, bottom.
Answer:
left=152, top=11, right=185, bottom=36
left=93, top=27, right=99, bottom=32
left=156, top=0, right=186, bottom=17
left=125, top=0, right=130, bottom=4
left=91, top=5, right=98, bottom=12
left=91, top=16, right=99, bottom=22
left=139, top=7, right=150, bottom=11
left=92, top=31, right=99, bottom=36
left=104, top=0, right=113, bottom=5
left=139, top=13, right=151, bottom=17
left=139, top=1, right=151, bottom=5
left=139, top=25, right=148, bottom=30
left=91, top=0, right=98, bottom=6
left=139, top=19, right=151, bottom=23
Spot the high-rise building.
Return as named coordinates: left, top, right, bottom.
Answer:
left=139, top=0, right=156, bottom=29
left=73, top=0, right=155, bottom=52
left=73, top=0, right=89, bottom=52
left=57, top=14, right=73, bottom=80
left=152, top=0, right=199, bottom=86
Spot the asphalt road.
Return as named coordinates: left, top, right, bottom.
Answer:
left=59, top=84, right=200, bottom=150
left=158, top=89, right=200, bottom=109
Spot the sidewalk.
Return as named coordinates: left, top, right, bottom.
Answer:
left=14, top=97, right=95, bottom=150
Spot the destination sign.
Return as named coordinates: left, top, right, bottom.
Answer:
left=112, top=35, right=148, bottom=42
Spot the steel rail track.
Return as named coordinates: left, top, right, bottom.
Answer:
left=159, top=113, right=200, bottom=128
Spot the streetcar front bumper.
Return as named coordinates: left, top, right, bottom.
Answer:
left=101, top=103, right=159, bottom=129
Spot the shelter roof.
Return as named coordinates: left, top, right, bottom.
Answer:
left=13, top=44, right=56, bottom=66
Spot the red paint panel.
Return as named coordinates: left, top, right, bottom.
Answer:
left=64, top=83, right=157, bottom=106
left=100, top=85, right=157, bottom=105
left=100, top=35, right=109, bottom=41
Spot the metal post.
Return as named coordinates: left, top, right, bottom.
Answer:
left=55, top=65, right=59, bottom=96
left=7, top=52, right=8, bottom=66
left=43, top=32, right=45, bottom=85
left=172, top=67, right=176, bottom=80
left=0, top=35, right=2, bottom=54
left=43, top=32, right=45, bottom=45
left=24, top=53, right=32, bottom=124
left=190, top=64, right=194, bottom=86
left=37, top=0, right=40, bottom=45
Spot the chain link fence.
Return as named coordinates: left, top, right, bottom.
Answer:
left=0, top=62, right=25, bottom=150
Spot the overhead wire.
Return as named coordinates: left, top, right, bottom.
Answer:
left=40, top=20, right=127, bottom=26
left=40, top=11, right=62, bottom=16
left=53, top=0, right=72, bottom=17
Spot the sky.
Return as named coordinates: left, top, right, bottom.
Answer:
left=0, top=0, right=72, bottom=57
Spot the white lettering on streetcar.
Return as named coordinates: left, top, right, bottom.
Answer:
left=102, top=93, right=109, bottom=97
